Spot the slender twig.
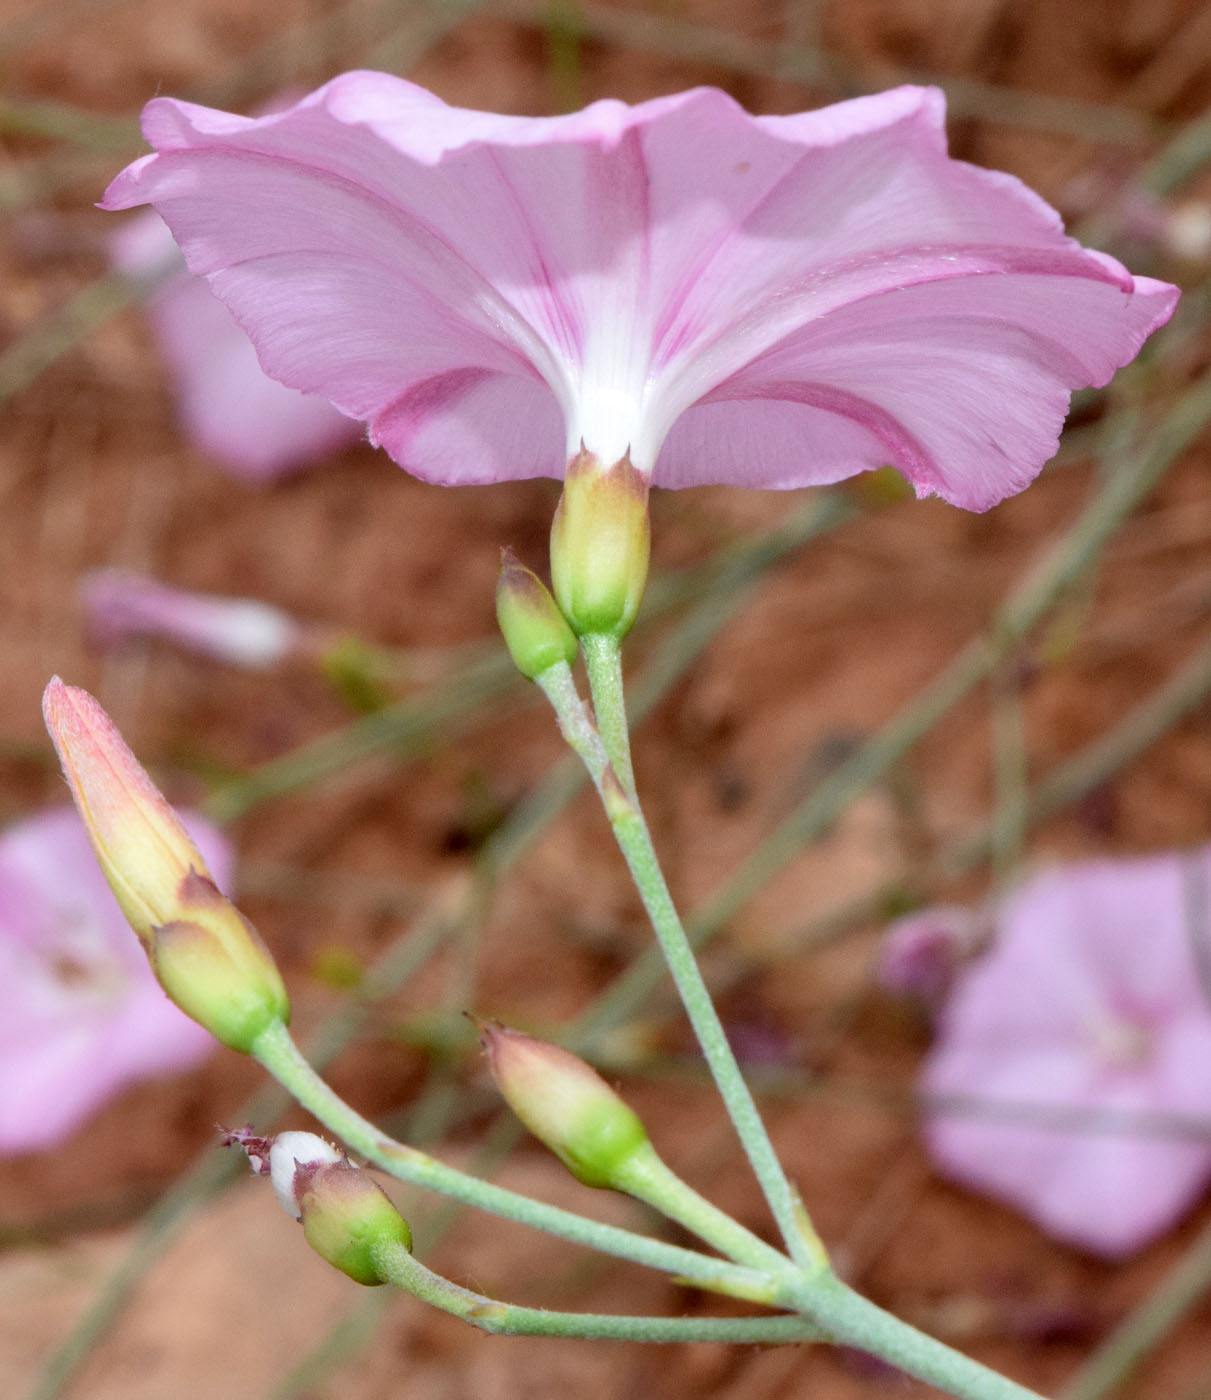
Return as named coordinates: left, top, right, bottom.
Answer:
left=947, top=627, right=1211, bottom=874
left=492, top=0, right=1162, bottom=145
left=373, top=1242, right=818, bottom=1342
left=1060, top=1214, right=1211, bottom=1400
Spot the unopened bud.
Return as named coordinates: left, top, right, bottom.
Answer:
left=479, top=1022, right=650, bottom=1189
left=550, top=448, right=650, bottom=640
left=151, top=873, right=291, bottom=1052
left=43, top=677, right=212, bottom=942
left=267, top=1132, right=412, bottom=1285
left=42, top=678, right=290, bottom=1051
left=495, top=549, right=579, bottom=680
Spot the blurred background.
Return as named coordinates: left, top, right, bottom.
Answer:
left=3, top=1, right=1211, bottom=1397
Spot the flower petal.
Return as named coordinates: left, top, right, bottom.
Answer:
left=103, top=74, right=1177, bottom=502
left=657, top=257, right=1174, bottom=505
left=111, top=211, right=358, bottom=481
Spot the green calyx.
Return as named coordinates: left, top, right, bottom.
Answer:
left=549, top=449, right=650, bottom=640
left=481, top=1022, right=652, bottom=1190
left=298, top=1161, right=413, bottom=1286
left=151, top=873, right=290, bottom=1053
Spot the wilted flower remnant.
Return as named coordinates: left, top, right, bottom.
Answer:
left=81, top=568, right=302, bottom=670
left=228, top=1128, right=413, bottom=1285
left=0, top=805, right=229, bottom=1154
left=922, top=849, right=1211, bottom=1258
left=109, top=210, right=360, bottom=480
left=102, top=76, right=1176, bottom=516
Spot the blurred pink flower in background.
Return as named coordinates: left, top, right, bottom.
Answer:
left=0, top=805, right=232, bottom=1153
left=923, top=849, right=1211, bottom=1258
left=877, top=903, right=982, bottom=1006
left=109, top=210, right=360, bottom=481
left=81, top=568, right=302, bottom=669
left=102, top=77, right=1176, bottom=508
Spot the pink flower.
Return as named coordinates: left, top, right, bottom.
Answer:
left=877, top=904, right=982, bottom=1005
left=101, top=78, right=1176, bottom=510
left=0, top=805, right=232, bottom=1153
left=923, top=850, right=1211, bottom=1258
left=81, top=568, right=302, bottom=669
left=109, top=210, right=360, bottom=481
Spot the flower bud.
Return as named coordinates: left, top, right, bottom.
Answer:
left=42, top=678, right=290, bottom=1052
left=479, top=1022, right=650, bottom=1189
left=495, top=548, right=579, bottom=680
left=43, top=678, right=215, bottom=942
left=549, top=448, right=650, bottom=640
left=268, top=1132, right=412, bottom=1286
left=151, top=873, right=291, bottom=1053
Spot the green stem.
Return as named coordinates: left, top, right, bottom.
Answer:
left=581, top=630, right=635, bottom=794
left=373, top=1240, right=819, bottom=1343
left=542, top=648, right=822, bottom=1272
left=250, top=1020, right=778, bottom=1304
left=605, top=775, right=824, bottom=1273
left=784, top=1273, right=1045, bottom=1400
left=614, top=1143, right=794, bottom=1276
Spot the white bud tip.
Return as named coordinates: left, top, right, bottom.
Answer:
left=269, top=1131, right=342, bottom=1218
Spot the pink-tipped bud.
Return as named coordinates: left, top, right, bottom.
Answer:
left=495, top=548, right=579, bottom=680
left=43, top=677, right=214, bottom=943
left=267, top=1131, right=412, bottom=1285
left=43, top=678, right=290, bottom=1051
left=479, top=1022, right=651, bottom=1189
left=549, top=448, right=650, bottom=640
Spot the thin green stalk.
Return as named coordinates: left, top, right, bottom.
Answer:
left=205, top=651, right=518, bottom=822
left=1060, top=1213, right=1211, bottom=1400
left=948, top=626, right=1211, bottom=875
left=34, top=500, right=850, bottom=1400
left=613, top=1146, right=795, bottom=1276
left=782, top=1273, right=1044, bottom=1400
left=495, top=0, right=1159, bottom=145
left=375, top=1218, right=1044, bottom=1398
left=0, top=272, right=137, bottom=406
left=581, top=630, right=635, bottom=794
left=579, top=369, right=1211, bottom=1046
left=989, top=659, right=1030, bottom=886
left=372, top=1241, right=819, bottom=1342
left=604, top=773, right=825, bottom=1273
left=541, top=651, right=822, bottom=1273
left=24, top=895, right=461, bottom=1400
left=251, top=1019, right=781, bottom=1304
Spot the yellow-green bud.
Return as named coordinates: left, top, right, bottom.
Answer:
left=151, top=873, right=291, bottom=1053
left=42, top=677, right=290, bottom=1051
left=269, top=1132, right=412, bottom=1286
left=495, top=548, right=579, bottom=680
left=549, top=448, right=650, bottom=640
left=479, top=1022, right=650, bottom=1189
